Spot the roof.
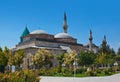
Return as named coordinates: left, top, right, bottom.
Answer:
left=84, top=43, right=99, bottom=48
left=54, top=33, right=73, bottom=38
left=21, top=27, right=30, bottom=37
left=30, top=30, right=48, bottom=34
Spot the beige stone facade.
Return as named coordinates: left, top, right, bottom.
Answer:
left=15, top=13, right=99, bottom=69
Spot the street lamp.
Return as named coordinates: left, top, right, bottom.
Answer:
left=62, top=63, right=66, bottom=67
left=73, top=60, right=78, bottom=78
left=114, top=61, right=118, bottom=73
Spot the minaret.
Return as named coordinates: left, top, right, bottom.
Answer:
left=63, top=12, right=68, bottom=33
left=89, top=30, right=93, bottom=51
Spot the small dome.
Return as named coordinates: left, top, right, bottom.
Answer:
left=30, top=30, right=48, bottom=34
left=55, top=33, right=73, bottom=38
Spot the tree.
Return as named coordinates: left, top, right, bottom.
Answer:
left=0, top=47, right=10, bottom=66
left=117, top=47, right=120, bottom=55
left=0, top=49, right=7, bottom=66
left=8, top=50, right=25, bottom=67
left=32, top=48, right=53, bottom=68
left=98, top=52, right=107, bottom=65
left=57, top=53, right=65, bottom=66
left=63, top=50, right=77, bottom=68
left=96, top=52, right=114, bottom=67
left=78, top=51, right=97, bottom=66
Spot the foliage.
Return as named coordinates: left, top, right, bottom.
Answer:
left=63, top=50, right=77, bottom=68
left=117, top=47, right=120, bottom=55
left=101, top=68, right=113, bottom=75
left=98, top=39, right=116, bottom=65
left=0, top=47, right=10, bottom=66
left=39, top=66, right=61, bottom=76
left=61, top=67, right=72, bottom=76
left=78, top=51, right=97, bottom=66
left=46, top=67, right=60, bottom=76
left=85, top=70, right=97, bottom=76
left=115, top=55, right=120, bottom=62
left=97, top=52, right=107, bottom=64
left=38, top=66, right=73, bottom=76
left=0, top=69, right=40, bottom=82
left=76, top=67, right=87, bottom=74
left=32, top=48, right=54, bottom=67
left=57, top=53, right=65, bottom=66
left=8, top=50, right=25, bottom=67
left=38, top=67, right=47, bottom=75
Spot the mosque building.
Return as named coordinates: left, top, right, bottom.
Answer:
left=15, top=13, right=99, bottom=69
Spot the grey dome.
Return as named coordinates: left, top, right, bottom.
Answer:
left=55, top=33, right=73, bottom=38
left=30, top=30, right=48, bottom=34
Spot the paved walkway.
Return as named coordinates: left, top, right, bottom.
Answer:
left=40, top=73, right=120, bottom=82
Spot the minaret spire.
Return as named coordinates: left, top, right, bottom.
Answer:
left=63, top=12, right=68, bottom=33
left=89, top=30, right=93, bottom=51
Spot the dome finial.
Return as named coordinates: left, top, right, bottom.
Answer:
left=63, top=12, right=68, bottom=33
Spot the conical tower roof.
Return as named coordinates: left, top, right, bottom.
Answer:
left=21, top=26, right=30, bottom=37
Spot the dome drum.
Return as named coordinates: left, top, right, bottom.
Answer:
left=55, top=38, right=77, bottom=43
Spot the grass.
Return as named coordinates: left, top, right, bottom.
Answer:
left=44, top=71, right=120, bottom=78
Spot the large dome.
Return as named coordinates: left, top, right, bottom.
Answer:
left=55, top=33, right=73, bottom=38
left=30, top=30, right=48, bottom=34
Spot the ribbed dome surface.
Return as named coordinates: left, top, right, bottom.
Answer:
left=30, top=30, right=48, bottom=34
left=55, top=33, right=73, bottom=38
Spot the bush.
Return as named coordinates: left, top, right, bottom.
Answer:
left=61, top=67, right=72, bottom=76
left=85, top=71, right=97, bottom=76
left=0, top=64, right=4, bottom=73
left=0, top=69, right=40, bottom=82
left=76, top=68, right=87, bottom=74
left=39, top=67, right=46, bottom=75
left=39, top=66, right=60, bottom=76
left=45, top=67, right=58, bottom=76
left=102, top=68, right=113, bottom=75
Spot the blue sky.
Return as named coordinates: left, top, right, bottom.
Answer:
left=0, top=0, right=120, bottom=52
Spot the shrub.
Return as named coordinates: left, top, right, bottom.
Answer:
left=85, top=71, right=97, bottom=76
left=102, top=68, right=113, bottom=75
left=0, top=69, right=40, bottom=82
left=76, top=68, right=87, bottom=74
left=39, top=67, right=46, bottom=75
left=47, top=67, right=60, bottom=76
left=61, top=67, right=72, bottom=76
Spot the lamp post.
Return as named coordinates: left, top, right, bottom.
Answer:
left=114, top=61, right=118, bottom=73
left=73, top=60, right=78, bottom=78
left=62, top=63, right=66, bottom=67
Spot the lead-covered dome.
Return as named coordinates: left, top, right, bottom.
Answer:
left=55, top=33, right=73, bottom=38
left=30, top=30, right=48, bottom=34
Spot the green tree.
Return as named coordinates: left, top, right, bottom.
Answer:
left=8, top=50, right=25, bottom=67
left=0, top=47, right=10, bottom=66
left=32, top=49, right=53, bottom=68
left=98, top=36, right=116, bottom=67
left=117, top=47, right=120, bottom=55
left=98, top=52, right=107, bottom=65
left=78, top=51, right=97, bottom=66
left=57, top=53, right=65, bottom=66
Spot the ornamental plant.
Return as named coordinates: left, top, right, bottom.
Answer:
left=0, top=69, right=40, bottom=82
